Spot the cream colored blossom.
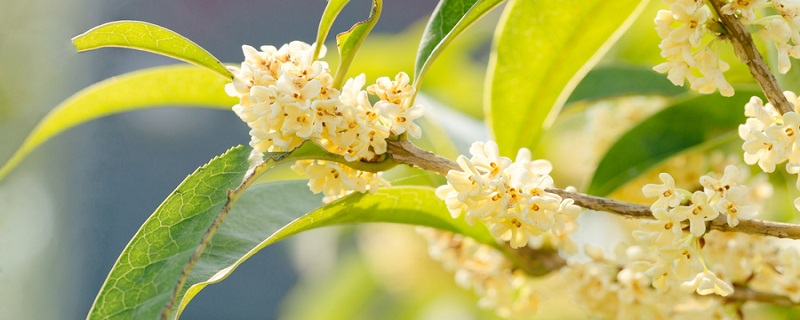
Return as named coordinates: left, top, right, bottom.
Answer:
left=643, top=173, right=687, bottom=209
left=291, top=160, right=389, bottom=202
left=417, top=228, right=541, bottom=318
left=680, top=270, right=734, bottom=296
left=228, top=43, right=425, bottom=163
left=654, top=0, right=734, bottom=96
left=720, top=0, right=767, bottom=24
left=436, top=141, right=580, bottom=249
left=636, top=164, right=761, bottom=297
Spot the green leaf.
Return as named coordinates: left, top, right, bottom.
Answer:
left=486, top=0, right=648, bottom=156
left=565, top=65, right=686, bottom=104
left=171, top=182, right=496, bottom=318
left=73, top=20, right=232, bottom=79
left=413, top=0, right=503, bottom=91
left=87, top=145, right=252, bottom=320
left=314, top=0, right=351, bottom=60
left=0, top=65, right=236, bottom=180
left=587, top=91, right=760, bottom=196
left=333, top=0, right=383, bottom=87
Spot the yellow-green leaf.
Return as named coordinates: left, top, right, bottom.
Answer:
left=486, top=0, right=648, bottom=156
left=314, top=0, right=351, bottom=60
left=0, top=65, right=236, bottom=180
left=73, top=20, right=232, bottom=79
left=333, top=0, right=382, bottom=87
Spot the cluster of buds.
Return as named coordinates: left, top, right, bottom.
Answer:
left=417, top=228, right=540, bottom=318
left=435, top=141, right=581, bottom=249
left=227, top=41, right=425, bottom=199
left=562, top=244, right=737, bottom=318
left=226, top=41, right=423, bottom=160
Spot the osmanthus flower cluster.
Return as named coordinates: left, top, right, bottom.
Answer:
left=226, top=41, right=423, bottom=199
left=561, top=245, right=738, bottom=319
left=739, top=92, right=800, bottom=210
left=703, top=231, right=800, bottom=304
left=417, top=228, right=540, bottom=318
left=654, top=0, right=734, bottom=96
left=654, top=0, right=800, bottom=96
left=435, top=141, right=582, bottom=249
left=561, top=227, right=800, bottom=318
left=636, top=165, right=759, bottom=298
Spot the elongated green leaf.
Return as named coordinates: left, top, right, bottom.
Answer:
left=486, top=0, right=648, bottom=156
left=333, top=0, right=382, bottom=87
left=73, top=21, right=232, bottom=78
left=587, top=92, right=759, bottom=196
left=0, top=65, right=236, bottom=180
left=565, top=65, right=686, bottom=104
left=413, top=0, right=503, bottom=90
left=87, top=145, right=252, bottom=320
left=171, top=183, right=495, bottom=318
left=314, top=0, right=351, bottom=60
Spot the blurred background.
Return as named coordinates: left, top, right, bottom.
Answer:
left=0, top=0, right=500, bottom=319
left=3, top=0, right=761, bottom=319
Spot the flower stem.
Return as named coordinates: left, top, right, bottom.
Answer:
left=387, top=139, right=800, bottom=240
left=707, top=0, right=793, bottom=114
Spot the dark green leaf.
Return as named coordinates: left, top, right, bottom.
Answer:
left=587, top=91, right=760, bottom=196
left=487, top=0, right=648, bottom=156
left=333, top=0, right=382, bottom=87
left=566, top=65, right=687, bottom=104
left=73, top=21, right=232, bottom=78
left=0, top=65, right=236, bottom=180
left=413, top=0, right=503, bottom=90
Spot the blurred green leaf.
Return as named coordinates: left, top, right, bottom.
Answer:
left=0, top=65, right=236, bottom=180
left=487, top=0, right=648, bottom=156
left=566, top=65, right=686, bottom=104
left=587, top=92, right=759, bottom=196
left=315, top=0, right=351, bottom=60
left=413, top=0, right=503, bottom=90
left=73, top=21, right=232, bottom=79
left=280, top=254, right=379, bottom=320
left=333, top=0, right=383, bottom=87
left=87, top=145, right=252, bottom=320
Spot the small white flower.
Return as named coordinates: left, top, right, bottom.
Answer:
left=720, top=0, right=767, bottom=24
left=642, top=173, right=686, bottom=209
left=680, top=270, right=734, bottom=296
left=671, top=191, right=718, bottom=236
left=376, top=102, right=425, bottom=137
left=367, top=72, right=414, bottom=105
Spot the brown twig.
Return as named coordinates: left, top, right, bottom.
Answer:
left=387, top=140, right=800, bottom=240
left=707, top=0, right=793, bottom=114
left=728, top=284, right=797, bottom=306
left=387, top=140, right=800, bottom=306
